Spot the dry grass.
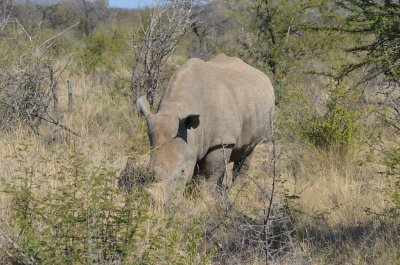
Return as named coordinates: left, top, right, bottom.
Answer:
left=0, top=72, right=399, bottom=264
left=281, top=145, right=386, bottom=227
left=276, top=144, right=399, bottom=264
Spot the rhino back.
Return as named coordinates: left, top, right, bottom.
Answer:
left=159, top=54, right=274, bottom=160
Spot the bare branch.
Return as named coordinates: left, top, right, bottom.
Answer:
left=37, top=21, right=80, bottom=50
left=0, top=229, right=36, bottom=265
left=263, top=108, right=278, bottom=264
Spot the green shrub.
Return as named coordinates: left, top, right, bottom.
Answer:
left=80, top=27, right=131, bottom=74
left=82, top=32, right=108, bottom=73
left=277, top=79, right=363, bottom=150
left=303, top=83, right=363, bottom=150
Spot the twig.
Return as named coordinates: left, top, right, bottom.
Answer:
left=15, top=18, right=32, bottom=45
left=263, top=108, right=277, bottom=264
left=37, top=22, right=80, bottom=50
left=0, top=229, right=35, bottom=265
left=32, top=113, right=80, bottom=137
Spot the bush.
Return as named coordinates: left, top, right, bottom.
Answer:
left=277, top=79, right=364, bottom=151
left=0, top=11, right=61, bottom=132
left=81, top=28, right=130, bottom=74
left=303, top=83, right=363, bottom=150
left=82, top=32, right=107, bottom=73
left=0, top=55, right=55, bottom=131
left=304, top=99, right=361, bottom=149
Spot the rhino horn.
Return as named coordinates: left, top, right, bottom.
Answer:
left=136, top=95, right=153, bottom=120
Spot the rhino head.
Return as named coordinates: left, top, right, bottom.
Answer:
left=136, top=95, right=200, bottom=204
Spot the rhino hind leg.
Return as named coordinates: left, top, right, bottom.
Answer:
left=232, top=151, right=254, bottom=183
left=198, top=147, right=233, bottom=192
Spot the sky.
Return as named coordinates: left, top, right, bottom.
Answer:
left=109, top=0, right=155, bottom=9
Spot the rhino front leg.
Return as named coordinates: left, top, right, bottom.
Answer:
left=232, top=151, right=254, bottom=183
left=198, top=147, right=233, bottom=191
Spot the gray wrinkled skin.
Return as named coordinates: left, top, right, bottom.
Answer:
left=136, top=54, right=275, bottom=204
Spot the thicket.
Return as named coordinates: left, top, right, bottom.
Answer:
left=334, top=0, right=400, bottom=215
left=0, top=143, right=209, bottom=264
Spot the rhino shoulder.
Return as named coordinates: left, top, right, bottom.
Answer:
left=175, top=57, right=206, bottom=75
left=210, top=53, right=244, bottom=65
left=184, top=57, right=205, bottom=68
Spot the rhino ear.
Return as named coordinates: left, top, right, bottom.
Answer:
left=136, top=95, right=152, bottom=119
left=184, top=114, right=200, bottom=129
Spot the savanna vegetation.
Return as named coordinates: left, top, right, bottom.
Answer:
left=0, top=0, right=399, bottom=264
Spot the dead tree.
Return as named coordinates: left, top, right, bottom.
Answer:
left=131, top=0, right=197, bottom=107
left=81, top=0, right=92, bottom=37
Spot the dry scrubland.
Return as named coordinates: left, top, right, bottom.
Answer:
left=0, top=0, right=399, bottom=264
left=0, top=71, right=398, bottom=264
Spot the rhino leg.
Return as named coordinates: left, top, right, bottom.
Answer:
left=198, top=147, right=233, bottom=191
left=232, top=151, right=254, bottom=183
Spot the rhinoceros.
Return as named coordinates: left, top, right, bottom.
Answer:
left=136, top=54, right=275, bottom=203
